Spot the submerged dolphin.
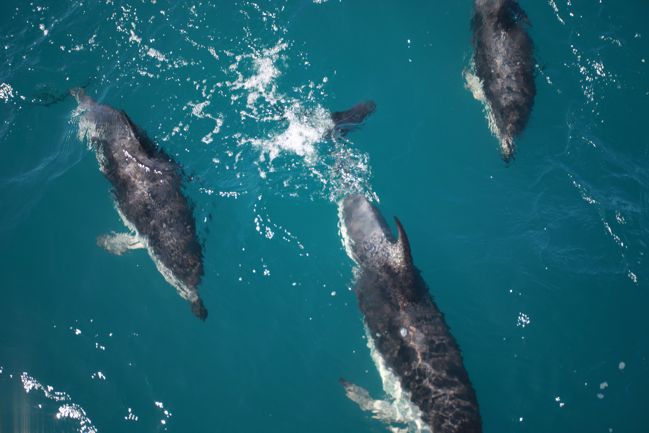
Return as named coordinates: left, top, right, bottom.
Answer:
left=71, top=89, right=207, bottom=320
left=339, top=195, right=481, bottom=433
left=470, top=0, right=536, bottom=161
left=330, top=101, right=376, bottom=136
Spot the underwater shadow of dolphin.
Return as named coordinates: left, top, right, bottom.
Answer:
left=330, top=100, right=376, bottom=137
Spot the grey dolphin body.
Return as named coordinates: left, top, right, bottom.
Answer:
left=340, top=195, right=481, bottom=433
left=472, top=0, right=535, bottom=161
left=72, top=89, right=207, bottom=320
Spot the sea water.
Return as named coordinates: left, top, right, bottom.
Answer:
left=1, top=1, right=648, bottom=432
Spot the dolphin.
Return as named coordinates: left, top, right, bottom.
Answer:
left=71, top=88, right=207, bottom=320
left=330, top=100, right=376, bottom=136
left=470, top=0, right=536, bottom=162
left=339, top=195, right=481, bottom=433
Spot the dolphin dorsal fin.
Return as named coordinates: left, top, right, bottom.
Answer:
left=393, top=217, right=413, bottom=266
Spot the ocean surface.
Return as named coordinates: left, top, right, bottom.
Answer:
left=1, top=1, right=648, bottom=432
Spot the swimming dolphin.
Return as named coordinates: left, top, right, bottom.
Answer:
left=71, top=88, right=208, bottom=320
left=470, top=0, right=536, bottom=161
left=339, top=195, right=481, bottom=433
left=330, top=100, right=376, bottom=136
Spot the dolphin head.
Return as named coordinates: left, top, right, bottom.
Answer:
left=330, top=100, right=377, bottom=135
left=340, top=195, right=393, bottom=263
left=475, top=0, right=507, bottom=11
left=339, top=195, right=412, bottom=271
left=70, top=87, right=94, bottom=106
left=356, top=100, right=377, bottom=117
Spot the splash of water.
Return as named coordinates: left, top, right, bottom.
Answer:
left=224, top=39, right=375, bottom=202
left=19, top=372, right=98, bottom=433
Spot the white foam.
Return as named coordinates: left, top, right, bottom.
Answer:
left=146, top=47, right=167, bottom=62
left=19, top=372, right=97, bottom=433
left=325, top=142, right=374, bottom=203
left=154, top=400, right=173, bottom=426
left=91, top=371, right=106, bottom=380
left=628, top=271, right=638, bottom=284
left=252, top=202, right=306, bottom=251
left=568, top=173, right=638, bottom=283
left=247, top=104, right=333, bottom=163
left=21, top=372, right=70, bottom=401
left=124, top=407, right=139, bottom=422
left=187, top=100, right=224, bottom=145
left=228, top=41, right=288, bottom=108
left=0, top=83, right=14, bottom=102
left=568, top=44, right=618, bottom=109
left=337, top=199, right=358, bottom=264
left=569, top=175, right=599, bottom=205
left=73, top=107, right=100, bottom=149
left=516, top=312, right=531, bottom=328
left=547, top=0, right=566, bottom=25
left=129, top=29, right=142, bottom=44
left=223, top=38, right=375, bottom=202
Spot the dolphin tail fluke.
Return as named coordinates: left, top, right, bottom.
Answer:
left=190, top=298, right=208, bottom=321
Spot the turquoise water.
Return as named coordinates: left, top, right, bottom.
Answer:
left=1, top=0, right=648, bottom=432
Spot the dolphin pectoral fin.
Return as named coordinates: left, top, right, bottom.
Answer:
left=463, top=69, right=486, bottom=102
left=339, top=378, right=400, bottom=422
left=97, top=232, right=144, bottom=256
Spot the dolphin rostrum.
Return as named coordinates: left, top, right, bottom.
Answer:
left=71, top=88, right=208, bottom=320
left=470, top=0, right=536, bottom=161
left=339, top=195, right=481, bottom=433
